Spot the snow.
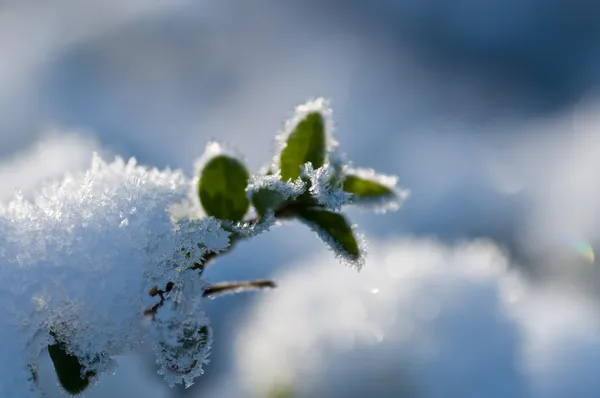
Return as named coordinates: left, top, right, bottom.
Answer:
left=0, top=153, right=230, bottom=397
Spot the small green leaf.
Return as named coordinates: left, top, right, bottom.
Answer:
left=343, top=175, right=394, bottom=199
left=48, top=341, right=95, bottom=395
left=252, top=188, right=286, bottom=217
left=296, top=208, right=360, bottom=260
left=199, top=155, right=250, bottom=222
left=280, top=112, right=326, bottom=181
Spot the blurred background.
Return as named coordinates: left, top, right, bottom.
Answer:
left=3, top=0, right=600, bottom=397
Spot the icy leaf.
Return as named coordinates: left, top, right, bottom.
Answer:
left=342, top=168, right=409, bottom=213
left=198, top=155, right=250, bottom=222
left=343, top=175, right=394, bottom=198
left=279, top=112, right=326, bottom=181
left=48, top=340, right=95, bottom=395
left=296, top=208, right=362, bottom=266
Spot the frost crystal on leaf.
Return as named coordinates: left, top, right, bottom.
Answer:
left=246, top=172, right=306, bottom=204
left=302, top=163, right=352, bottom=212
left=0, top=153, right=228, bottom=397
left=150, top=216, right=230, bottom=294
left=150, top=300, right=212, bottom=388
left=228, top=211, right=278, bottom=238
left=195, top=141, right=247, bottom=173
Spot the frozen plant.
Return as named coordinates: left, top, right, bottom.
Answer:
left=0, top=98, right=408, bottom=397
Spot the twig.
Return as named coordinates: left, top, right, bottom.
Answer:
left=144, top=201, right=299, bottom=316
left=144, top=282, right=174, bottom=317
left=202, top=279, right=277, bottom=298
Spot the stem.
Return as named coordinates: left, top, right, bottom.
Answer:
left=202, top=279, right=276, bottom=298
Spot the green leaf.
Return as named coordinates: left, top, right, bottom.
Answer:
left=280, top=112, right=326, bottom=181
left=343, top=175, right=394, bottom=199
left=251, top=188, right=286, bottom=217
left=198, top=155, right=250, bottom=222
left=48, top=341, right=95, bottom=395
left=296, top=208, right=360, bottom=260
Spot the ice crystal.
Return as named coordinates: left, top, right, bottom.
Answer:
left=302, top=163, right=352, bottom=212
left=245, top=172, right=306, bottom=204
left=150, top=300, right=212, bottom=388
left=228, top=211, right=279, bottom=238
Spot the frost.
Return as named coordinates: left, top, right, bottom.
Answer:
left=195, top=141, right=247, bottom=173
left=245, top=172, right=306, bottom=204
left=0, top=153, right=229, bottom=396
left=326, top=143, right=348, bottom=179
left=228, top=211, right=278, bottom=238
left=241, top=172, right=305, bottom=235
left=149, top=217, right=230, bottom=295
left=150, top=300, right=212, bottom=389
left=343, top=166, right=410, bottom=213
left=302, top=163, right=352, bottom=212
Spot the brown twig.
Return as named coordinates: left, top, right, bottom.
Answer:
left=202, top=279, right=277, bottom=298
left=144, top=201, right=300, bottom=316
left=144, top=282, right=174, bottom=316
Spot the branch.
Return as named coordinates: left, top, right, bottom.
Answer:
left=202, top=279, right=277, bottom=298
left=144, top=282, right=174, bottom=317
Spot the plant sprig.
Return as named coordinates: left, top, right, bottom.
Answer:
left=47, top=98, right=408, bottom=395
